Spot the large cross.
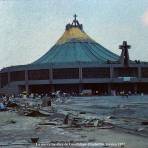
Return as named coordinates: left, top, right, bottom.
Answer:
left=119, top=41, right=131, bottom=66
left=119, top=41, right=131, bottom=50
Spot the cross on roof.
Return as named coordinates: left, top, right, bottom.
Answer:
left=119, top=41, right=131, bottom=50
left=65, top=14, right=82, bottom=30
left=73, top=14, right=77, bottom=21
left=119, top=41, right=131, bottom=66
left=73, top=14, right=79, bottom=26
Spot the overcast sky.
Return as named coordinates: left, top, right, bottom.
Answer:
left=0, top=0, right=148, bottom=69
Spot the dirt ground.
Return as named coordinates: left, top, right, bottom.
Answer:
left=0, top=111, right=148, bottom=148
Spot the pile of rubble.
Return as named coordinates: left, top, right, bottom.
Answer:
left=1, top=93, right=114, bottom=130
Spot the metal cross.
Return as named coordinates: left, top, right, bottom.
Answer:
left=119, top=41, right=131, bottom=50
left=73, top=14, right=77, bottom=21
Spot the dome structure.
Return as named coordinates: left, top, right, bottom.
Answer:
left=33, top=15, right=119, bottom=65
left=1, top=15, right=148, bottom=95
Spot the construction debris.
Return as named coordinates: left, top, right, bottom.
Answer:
left=0, top=93, right=115, bottom=132
left=141, top=121, right=148, bottom=125
left=62, top=113, right=114, bottom=129
left=30, top=137, right=39, bottom=143
left=0, top=103, right=6, bottom=111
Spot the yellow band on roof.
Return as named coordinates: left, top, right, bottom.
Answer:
left=56, top=27, right=94, bottom=45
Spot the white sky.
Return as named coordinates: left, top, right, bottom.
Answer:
left=0, top=0, right=148, bottom=69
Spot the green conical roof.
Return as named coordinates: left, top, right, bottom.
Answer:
left=33, top=17, right=119, bottom=65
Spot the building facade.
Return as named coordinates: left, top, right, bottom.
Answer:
left=0, top=16, right=148, bottom=95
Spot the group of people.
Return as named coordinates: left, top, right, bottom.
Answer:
left=0, top=95, right=14, bottom=110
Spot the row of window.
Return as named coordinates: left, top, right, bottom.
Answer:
left=114, top=68, right=138, bottom=77
left=0, top=73, right=8, bottom=87
left=0, top=68, right=148, bottom=86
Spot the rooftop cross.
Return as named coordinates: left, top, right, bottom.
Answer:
left=73, top=14, right=78, bottom=26
left=119, top=41, right=131, bottom=66
left=119, top=41, right=131, bottom=50
left=74, top=14, right=77, bottom=21
left=66, top=14, right=83, bottom=30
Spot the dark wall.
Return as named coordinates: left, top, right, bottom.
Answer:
left=114, top=67, right=138, bottom=77
left=28, top=69, right=49, bottom=80
left=29, top=84, right=51, bottom=94
left=53, top=68, right=79, bottom=79
left=82, top=68, right=110, bottom=78
left=10, top=71, right=25, bottom=81
left=141, top=68, right=148, bottom=78
left=0, top=73, right=8, bottom=87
